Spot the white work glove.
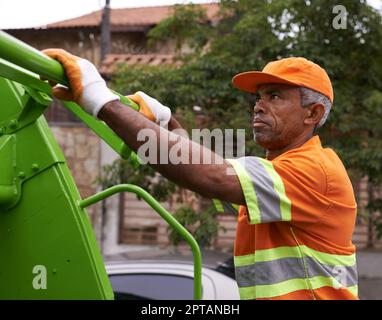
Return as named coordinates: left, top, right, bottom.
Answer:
left=127, top=91, right=172, bottom=127
left=42, top=48, right=119, bottom=117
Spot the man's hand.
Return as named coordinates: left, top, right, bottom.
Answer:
left=127, top=91, right=171, bottom=127
left=42, top=48, right=119, bottom=117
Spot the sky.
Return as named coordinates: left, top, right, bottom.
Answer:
left=0, top=0, right=381, bottom=29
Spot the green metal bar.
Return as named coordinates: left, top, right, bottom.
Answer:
left=0, top=58, right=52, bottom=95
left=62, top=101, right=131, bottom=159
left=0, top=30, right=68, bottom=85
left=79, top=184, right=203, bottom=300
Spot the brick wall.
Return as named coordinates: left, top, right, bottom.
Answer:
left=353, top=177, right=382, bottom=249
left=120, top=192, right=171, bottom=246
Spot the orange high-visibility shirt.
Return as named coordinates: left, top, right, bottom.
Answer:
left=216, top=136, right=358, bottom=300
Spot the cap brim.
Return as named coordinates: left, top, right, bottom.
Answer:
left=232, top=71, right=300, bottom=93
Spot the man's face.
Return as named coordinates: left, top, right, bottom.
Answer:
left=252, top=83, right=308, bottom=151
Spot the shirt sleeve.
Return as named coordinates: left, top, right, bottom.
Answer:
left=212, top=198, right=240, bottom=215
left=226, top=156, right=328, bottom=225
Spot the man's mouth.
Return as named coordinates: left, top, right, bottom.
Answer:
left=253, top=118, right=269, bottom=128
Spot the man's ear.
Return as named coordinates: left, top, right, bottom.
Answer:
left=303, top=103, right=325, bottom=126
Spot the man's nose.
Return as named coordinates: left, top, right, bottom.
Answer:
left=253, top=100, right=266, bottom=114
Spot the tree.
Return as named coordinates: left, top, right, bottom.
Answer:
left=106, top=0, right=382, bottom=243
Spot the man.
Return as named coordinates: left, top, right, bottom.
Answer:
left=42, top=49, right=358, bottom=300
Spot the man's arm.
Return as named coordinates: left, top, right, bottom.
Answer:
left=168, top=115, right=184, bottom=132
left=41, top=48, right=245, bottom=205
left=98, top=100, right=245, bottom=205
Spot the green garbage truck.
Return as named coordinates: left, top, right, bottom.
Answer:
left=0, top=30, right=202, bottom=300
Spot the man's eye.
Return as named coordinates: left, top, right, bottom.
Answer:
left=271, top=94, right=279, bottom=100
left=254, top=95, right=261, bottom=102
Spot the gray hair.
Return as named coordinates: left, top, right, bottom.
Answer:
left=300, top=87, right=332, bottom=128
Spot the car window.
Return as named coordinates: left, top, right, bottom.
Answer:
left=109, top=273, right=195, bottom=300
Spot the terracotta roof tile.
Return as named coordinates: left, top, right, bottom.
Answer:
left=47, top=3, right=219, bottom=29
left=100, top=53, right=180, bottom=76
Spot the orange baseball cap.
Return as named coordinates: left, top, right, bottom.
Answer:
left=232, top=57, right=334, bottom=103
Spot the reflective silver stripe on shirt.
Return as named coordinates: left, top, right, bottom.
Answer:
left=235, top=256, right=358, bottom=287
left=236, top=157, right=282, bottom=222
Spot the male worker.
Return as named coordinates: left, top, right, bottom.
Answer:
left=42, top=49, right=358, bottom=300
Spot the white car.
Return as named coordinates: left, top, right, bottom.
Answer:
left=106, top=260, right=239, bottom=300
